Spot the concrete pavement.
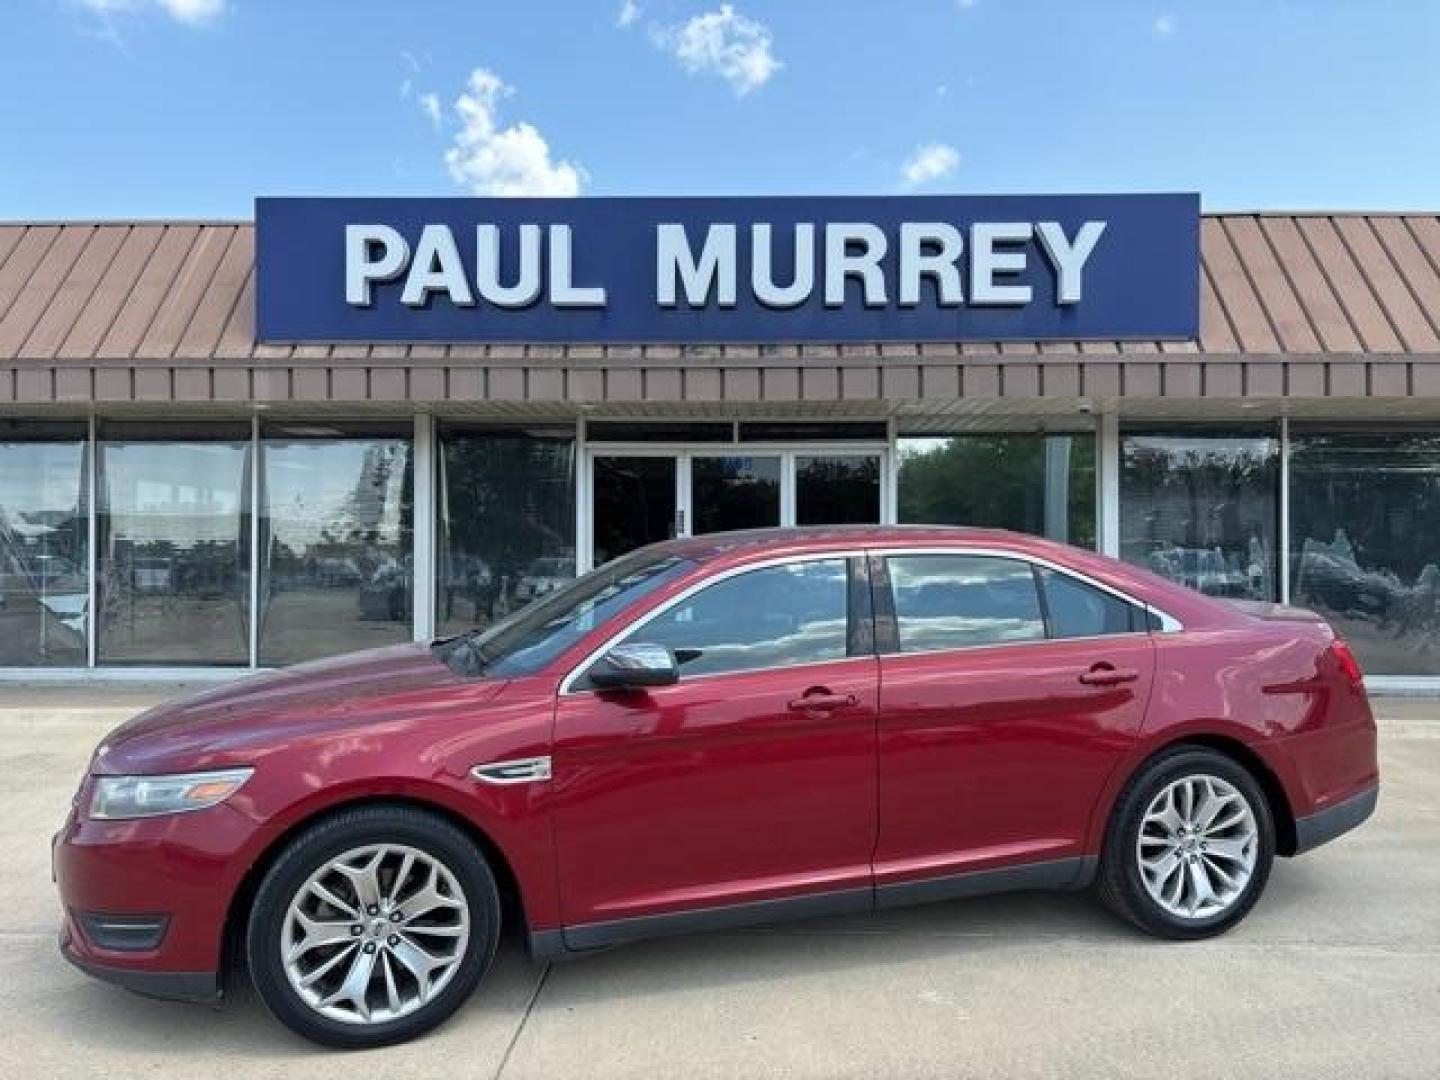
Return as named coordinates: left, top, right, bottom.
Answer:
left=2, top=687, right=1436, bottom=1079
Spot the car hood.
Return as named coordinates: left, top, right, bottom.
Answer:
left=93, top=642, right=503, bottom=775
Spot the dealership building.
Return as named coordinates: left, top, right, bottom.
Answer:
left=2, top=195, right=1440, bottom=688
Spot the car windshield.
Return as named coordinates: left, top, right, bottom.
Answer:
left=433, top=550, right=695, bottom=678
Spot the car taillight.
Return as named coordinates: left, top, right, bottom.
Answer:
left=1331, top=639, right=1365, bottom=688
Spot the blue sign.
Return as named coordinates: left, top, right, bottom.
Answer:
left=255, top=194, right=1199, bottom=344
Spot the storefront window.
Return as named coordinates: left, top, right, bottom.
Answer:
left=897, top=434, right=1096, bottom=547
left=0, top=422, right=89, bottom=666
left=692, top=455, right=781, bottom=534
left=437, top=426, right=575, bottom=638
left=259, top=424, right=413, bottom=665
left=98, top=422, right=251, bottom=665
left=1119, top=429, right=1278, bottom=601
left=1290, top=430, right=1440, bottom=676
left=796, top=455, right=880, bottom=525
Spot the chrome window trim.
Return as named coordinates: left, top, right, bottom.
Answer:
left=558, top=544, right=1182, bottom=695
left=879, top=546, right=1184, bottom=638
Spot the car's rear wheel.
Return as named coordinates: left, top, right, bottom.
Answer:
left=1096, top=747, right=1275, bottom=939
left=246, top=805, right=500, bottom=1048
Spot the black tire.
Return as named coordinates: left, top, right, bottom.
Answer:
left=1095, top=746, right=1275, bottom=940
left=246, top=805, right=500, bottom=1049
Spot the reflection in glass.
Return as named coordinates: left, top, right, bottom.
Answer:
left=888, top=554, right=1045, bottom=651
left=259, top=428, right=413, bottom=665
left=796, top=455, right=880, bottom=526
left=1120, top=431, right=1278, bottom=600
left=629, top=559, right=850, bottom=677
left=0, top=424, right=89, bottom=666
left=460, top=551, right=692, bottom=681
left=1038, top=568, right=1146, bottom=638
left=692, top=455, right=780, bottom=534
left=438, top=427, right=575, bottom=639
left=592, top=456, right=676, bottom=565
left=1290, top=431, right=1440, bottom=676
left=98, top=425, right=250, bottom=665
left=897, top=434, right=1096, bottom=547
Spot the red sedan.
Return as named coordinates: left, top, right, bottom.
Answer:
left=54, top=526, right=1379, bottom=1048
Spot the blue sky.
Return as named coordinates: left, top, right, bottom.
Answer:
left=3, top=1, right=1437, bottom=218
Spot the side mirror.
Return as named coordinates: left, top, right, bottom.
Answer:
left=588, top=642, right=679, bottom=690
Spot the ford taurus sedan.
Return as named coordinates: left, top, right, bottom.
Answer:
left=54, top=526, right=1380, bottom=1048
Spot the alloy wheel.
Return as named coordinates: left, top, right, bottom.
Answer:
left=280, top=843, right=471, bottom=1025
left=1135, top=773, right=1258, bottom=920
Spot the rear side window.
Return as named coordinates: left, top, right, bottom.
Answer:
left=624, top=558, right=851, bottom=678
left=887, top=554, right=1045, bottom=652
left=1037, top=567, right=1149, bottom=638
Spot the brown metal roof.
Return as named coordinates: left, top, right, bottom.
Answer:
left=2, top=214, right=1440, bottom=410
left=2, top=214, right=1438, bottom=362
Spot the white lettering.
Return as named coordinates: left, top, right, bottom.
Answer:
left=656, top=223, right=737, bottom=308
left=1035, top=220, right=1106, bottom=305
left=345, top=224, right=410, bottom=307
left=476, top=223, right=543, bottom=308
left=970, top=222, right=1033, bottom=306
left=401, top=224, right=473, bottom=307
left=751, top=223, right=814, bottom=308
left=824, top=223, right=888, bottom=308
left=898, top=222, right=964, bottom=307
left=548, top=223, right=607, bottom=308
left=344, top=216, right=1106, bottom=317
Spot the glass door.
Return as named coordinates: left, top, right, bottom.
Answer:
left=691, top=454, right=782, bottom=534
left=584, top=444, right=889, bottom=569
left=795, top=453, right=882, bottom=525
left=591, top=455, right=679, bottom=566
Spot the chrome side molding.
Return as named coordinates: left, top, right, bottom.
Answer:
left=470, top=756, right=553, bottom=785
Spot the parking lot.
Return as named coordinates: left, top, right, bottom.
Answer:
left=2, top=686, right=1436, bottom=1079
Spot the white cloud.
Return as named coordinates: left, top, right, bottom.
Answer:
left=75, top=0, right=225, bottom=24
left=419, top=92, right=441, bottom=128
left=157, top=0, right=223, bottom=21
left=653, top=4, right=781, bottom=96
left=617, top=0, right=641, bottom=29
left=443, top=68, right=586, bottom=197
left=900, top=142, right=960, bottom=187
left=1154, top=14, right=1176, bottom=36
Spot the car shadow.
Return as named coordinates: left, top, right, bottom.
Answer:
left=35, top=866, right=1325, bottom=1059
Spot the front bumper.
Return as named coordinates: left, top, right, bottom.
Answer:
left=59, top=925, right=219, bottom=1004
left=1292, top=783, right=1379, bottom=855
left=52, top=797, right=255, bottom=992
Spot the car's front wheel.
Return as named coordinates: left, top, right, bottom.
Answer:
left=246, top=805, right=500, bottom=1048
left=1096, top=747, right=1275, bottom=939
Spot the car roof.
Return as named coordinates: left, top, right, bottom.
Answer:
left=647, top=524, right=1036, bottom=564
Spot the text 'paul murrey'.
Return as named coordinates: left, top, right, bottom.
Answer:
left=345, top=219, right=1108, bottom=311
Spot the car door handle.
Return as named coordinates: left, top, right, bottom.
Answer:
left=787, top=691, right=858, bottom=713
left=1078, top=664, right=1140, bottom=687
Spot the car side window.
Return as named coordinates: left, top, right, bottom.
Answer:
left=1037, top=567, right=1149, bottom=638
left=619, top=558, right=851, bottom=678
left=887, top=554, right=1045, bottom=652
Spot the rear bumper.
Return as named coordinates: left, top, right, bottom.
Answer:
left=1292, top=783, right=1378, bottom=855
left=60, top=928, right=220, bottom=1004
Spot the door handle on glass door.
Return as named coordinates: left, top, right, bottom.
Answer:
left=1078, top=664, right=1140, bottom=686
left=786, top=690, right=858, bottom=713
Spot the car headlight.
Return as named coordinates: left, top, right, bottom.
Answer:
left=89, top=767, right=255, bottom=821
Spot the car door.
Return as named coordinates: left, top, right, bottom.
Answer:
left=552, top=555, right=879, bottom=937
left=871, top=551, right=1156, bottom=898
